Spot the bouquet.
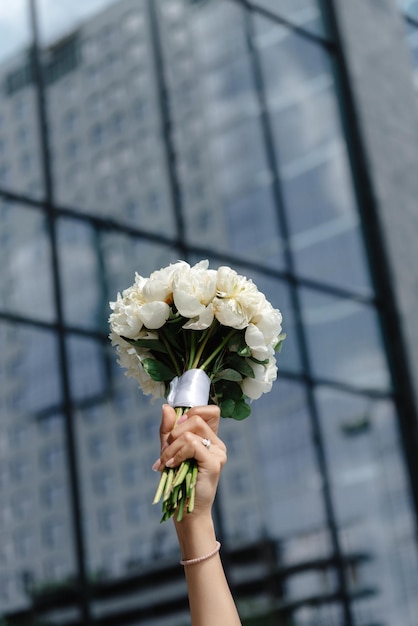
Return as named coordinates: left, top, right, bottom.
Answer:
left=109, top=260, right=285, bottom=522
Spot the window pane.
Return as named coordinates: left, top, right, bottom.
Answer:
left=299, top=288, right=391, bottom=390
left=102, top=233, right=181, bottom=303
left=66, top=334, right=107, bottom=402
left=169, top=0, right=286, bottom=267
left=257, top=18, right=373, bottom=293
left=0, top=375, right=76, bottom=614
left=57, top=219, right=104, bottom=330
left=317, top=388, right=418, bottom=623
left=0, top=2, right=45, bottom=201
left=0, top=323, right=61, bottom=417
left=75, top=374, right=174, bottom=579
left=39, top=0, right=177, bottom=235
left=0, top=202, right=55, bottom=322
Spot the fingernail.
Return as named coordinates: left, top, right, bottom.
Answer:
left=177, top=413, right=188, bottom=424
left=152, top=459, right=161, bottom=472
left=165, top=457, right=175, bottom=468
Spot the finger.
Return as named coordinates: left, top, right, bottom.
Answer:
left=161, top=431, right=226, bottom=471
left=168, top=415, right=225, bottom=451
left=159, top=404, right=177, bottom=450
left=182, top=405, right=221, bottom=434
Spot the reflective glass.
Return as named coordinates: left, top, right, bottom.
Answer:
left=37, top=0, right=120, bottom=44
left=0, top=408, right=76, bottom=613
left=256, top=17, right=373, bottom=293
left=101, top=233, right=180, bottom=302
left=0, top=201, right=55, bottom=322
left=76, top=370, right=178, bottom=579
left=0, top=2, right=44, bottom=200
left=169, top=0, right=286, bottom=267
left=0, top=322, right=61, bottom=419
left=252, top=380, right=328, bottom=538
left=299, top=288, right=391, bottom=390
left=317, top=387, right=418, bottom=624
left=40, top=0, right=176, bottom=234
left=0, top=1, right=30, bottom=61
left=66, top=334, right=107, bottom=402
left=57, top=219, right=104, bottom=330
left=399, top=0, right=418, bottom=18
left=252, top=0, right=326, bottom=38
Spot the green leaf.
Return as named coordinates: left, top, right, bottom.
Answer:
left=127, top=338, right=168, bottom=354
left=237, top=343, right=251, bottom=357
left=219, top=398, right=235, bottom=418
left=142, top=358, right=175, bottom=382
left=214, top=380, right=243, bottom=402
left=249, top=355, right=269, bottom=365
left=231, top=399, right=251, bottom=421
left=214, top=368, right=242, bottom=382
left=226, top=355, right=255, bottom=378
left=274, top=332, right=287, bottom=353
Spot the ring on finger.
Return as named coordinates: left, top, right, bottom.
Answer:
left=201, top=437, right=211, bottom=450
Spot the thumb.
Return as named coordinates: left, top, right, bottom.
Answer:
left=159, top=404, right=177, bottom=449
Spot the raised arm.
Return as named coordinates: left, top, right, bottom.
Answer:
left=153, top=404, right=242, bottom=626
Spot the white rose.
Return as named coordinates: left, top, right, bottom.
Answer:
left=182, top=302, right=214, bottom=330
left=110, top=332, right=165, bottom=401
left=109, top=289, right=144, bottom=339
left=173, top=260, right=217, bottom=319
left=245, top=323, right=270, bottom=361
left=213, top=266, right=261, bottom=330
left=137, top=301, right=170, bottom=329
left=144, top=261, right=189, bottom=303
left=251, top=296, right=282, bottom=345
left=241, top=358, right=277, bottom=400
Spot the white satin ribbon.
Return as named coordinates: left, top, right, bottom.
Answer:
left=167, top=369, right=211, bottom=408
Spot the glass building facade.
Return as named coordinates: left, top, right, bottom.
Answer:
left=0, top=1, right=417, bottom=625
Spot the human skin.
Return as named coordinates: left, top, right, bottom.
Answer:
left=153, top=404, right=242, bottom=626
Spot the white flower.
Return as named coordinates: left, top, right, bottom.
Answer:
left=213, top=266, right=261, bottom=330
left=137, top=301, right=170, bottom=329
left=173, top=259, right=217, bottom=324
left=182, top=302, right=214, bottom=330
left=241, top=358, right=278, bottom=400
left=110, top=331, right=165, bottom=401
left=109, top=273, right=170, bottom=337
left=245, top=323, right=271, bottom=361
left=143, top=261, right=188, bottom=303
left=251, top=296, right=282, bottom=346
left=109, top=278, right=146, bottom=338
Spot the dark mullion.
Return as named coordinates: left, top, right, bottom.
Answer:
left=28, top=1, right=91, bottom=623
left=405, top=13, right=418, bottom=30
left=243, top=8, right=354, bottom=625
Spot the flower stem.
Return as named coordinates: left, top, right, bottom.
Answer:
left=188, top=331, right=197, bottom=370
left=199, top=328, right=237, bottom=372
left=159, top=328, right=182, bottom=377
left=191, top=321, right=217, bottom=369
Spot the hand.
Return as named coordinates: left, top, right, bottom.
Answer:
left=154, top=404, right=227, bottom=518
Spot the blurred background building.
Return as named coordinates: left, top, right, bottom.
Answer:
left=0, top=0, right=418, bottom=625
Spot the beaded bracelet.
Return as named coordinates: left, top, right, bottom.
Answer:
left=180, top=541, right=221, bottom=566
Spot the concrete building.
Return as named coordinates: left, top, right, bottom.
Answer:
left=0, top=1, right=418, bottom=625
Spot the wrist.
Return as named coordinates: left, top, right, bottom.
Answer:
left=174, top=513, right=217, bottom=561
